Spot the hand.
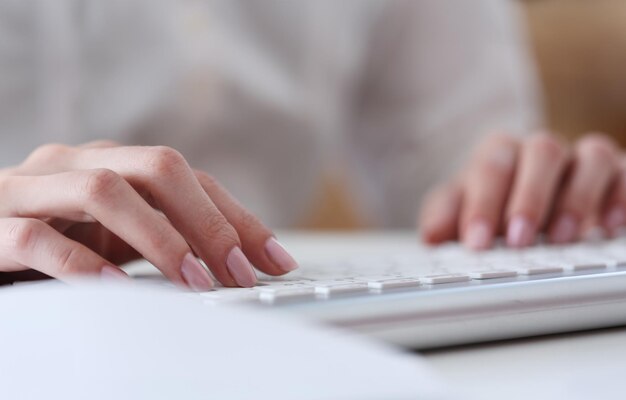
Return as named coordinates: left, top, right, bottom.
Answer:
left=0, top=141, right=298, bottom=289
left=420, top=132, right=626, bottom=249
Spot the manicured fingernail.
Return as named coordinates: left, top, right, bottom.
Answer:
left=181, top=253, right=214, bottom=291
left=100, top=265, right=130, bottom=281
left=464, top=220, right=492, bottom=250
left=604, top=207, right=625, bottom=231
left=265, top=237, right=299, bottom=272
left=226, top=247, right=257, bottom=287
left=550, top=213, right=578, bottom=244
left=506, top=216, right=535, bottom=248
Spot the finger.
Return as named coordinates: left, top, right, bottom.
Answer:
left=24, top=141, right=151, bottom=206
left=68, top=146, right=257, bottom=287
left=505, top=133, right=569, bottom=248
left=420, top=182, right=463, bottom=245
left=61, top=223, right=142, bottom=266
left=0, top=170, right=214, bottom=291
left=19, top=144, right=76, bottom=176
left=78, top=140, right=121, bottom=149
left=0, top=218, right=128, bottom=281
left=194, top=171, right=298, bottom=276
left=602, top=160, right=626, bottom=236
left=460, top=134, right=519, bottom=250
left=548, top=134, right=619, bottom=243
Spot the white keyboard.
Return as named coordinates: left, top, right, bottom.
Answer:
left=10, top=232, right=626, bottom=348
left=185, top=234, right=626, bottom=306
left=123, top=232, right=626, bottom=347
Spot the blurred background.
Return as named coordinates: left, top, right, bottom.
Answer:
left=525, top=0, right=626, bottom=145
left=3, top=1, right=626, bottom=232
left=304, top=0, right=626, bottom=230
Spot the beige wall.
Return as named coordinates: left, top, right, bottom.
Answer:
left=524, top=0, right=626, bottom=146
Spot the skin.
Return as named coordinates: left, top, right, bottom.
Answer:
left=420, top=132, right=626, bottom=250
left=0, top=141, right=298, bottom=289
left=2, top=132, right=620, bottom=287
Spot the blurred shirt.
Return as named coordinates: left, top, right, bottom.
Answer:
left=0, top=0, right=542, bottom=227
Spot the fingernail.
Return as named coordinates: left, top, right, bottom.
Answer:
left=506, top=216, right=536, bottom=248
left=265, top=237, right=299, bottom=272
left=604, top=207, right=626, bottom=232
left=550, top=213, right=578, bottom=244
left=181, top=253, right=214, bottom=291
left=226, top=247, right=257, bottom=287
left=100, top=265, right=130, bottom=281
left=463, top=220, right=492, bottom=250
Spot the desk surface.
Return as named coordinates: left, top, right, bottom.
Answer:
left=424, top=326, right=626, bottom=399
left=280, top=231, right=626, bottom=400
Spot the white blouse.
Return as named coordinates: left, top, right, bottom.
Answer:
left=0, top=0, right=542, bottom=227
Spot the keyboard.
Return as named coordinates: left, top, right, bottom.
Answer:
left=128, top=232, right=626, bottom=348
left=187, top=234, right=626, bottom=305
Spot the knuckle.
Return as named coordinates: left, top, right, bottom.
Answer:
left=199, top=209, right=240, bottom=245
left=528, top=133, right=565, bottom=160
left=145, top=146, right=188, bottom=176
left=24, top=143, right=71, bottom=166
left=577, top=133, right=617, bottom=162
left=81, top=169, right=122, bottom=202
left=7, top=219, right=45, bottom=252
left=56, top=246, right=82, bottom=275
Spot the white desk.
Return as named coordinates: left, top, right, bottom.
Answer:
left=279, top=231, right=626, bottom=400
left=424, top=327, right=626, bottom=400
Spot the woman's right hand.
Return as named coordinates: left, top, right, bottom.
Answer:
left=0, top=141, right=298, bottom=290
left=420, top=132, right=625, bottom=250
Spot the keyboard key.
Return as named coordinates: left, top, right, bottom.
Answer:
left=468, top=270, right=518, bottom=279
left=314, top=283, right=369, bottom=296
left=367, top=278, right=420, bottom=290
left=257, top=286, right=316, bottom=303
left=516, top=266, right=564, bottom=275
left=421, top=274, right=470, bottom=284
left=567, top=263, right=606, bottom=272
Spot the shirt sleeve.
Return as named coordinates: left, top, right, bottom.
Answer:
left=344, top=0, right=543, bottom=227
